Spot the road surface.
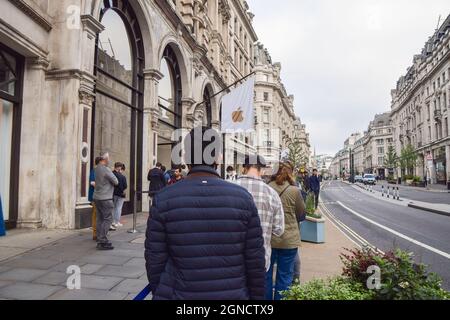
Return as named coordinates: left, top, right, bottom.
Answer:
left=320, top=180, right=450, bottom=290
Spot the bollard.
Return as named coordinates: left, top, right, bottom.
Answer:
left=387, top=186, right=390, bottom=199
left=381, top=185, right=384, bottom=197
left=397, top=187, right=400, bottom=200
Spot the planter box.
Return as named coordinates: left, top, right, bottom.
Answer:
left=301, top=216, right=326, bottom=244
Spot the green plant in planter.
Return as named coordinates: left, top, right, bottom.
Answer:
left=305, top=192, right=322, bottom=219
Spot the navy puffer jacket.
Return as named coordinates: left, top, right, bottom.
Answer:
left=145, top=166, right=265, bottom=300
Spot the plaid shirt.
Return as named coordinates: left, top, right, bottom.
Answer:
left=236, top=175, right=285, bottom=271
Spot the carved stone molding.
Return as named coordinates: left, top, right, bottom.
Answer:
left=143, top=68, right=164, bottom=81
left=79, top=89, right=95, bottom=106
left=81, top=14, right=105, bottom=39
left=8, top=0, right=53, bottom=32
left=150, top=107, right=160, bottom=130
left=26, top=56, right=50, bottom=71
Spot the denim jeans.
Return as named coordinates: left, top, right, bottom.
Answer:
left=113, top=196, right=125, bottom=224
left=293, top=251, right=301, bottom=283
left=265, top=248, right=298, bottom=300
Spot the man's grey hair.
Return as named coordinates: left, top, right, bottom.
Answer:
left=100, top=152, right=110, bottom=160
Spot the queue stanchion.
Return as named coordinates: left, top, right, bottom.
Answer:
left=128, top=191, right=149, bottom=234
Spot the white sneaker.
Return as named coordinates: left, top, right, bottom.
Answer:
left=117, top=223, right=124, bottom=227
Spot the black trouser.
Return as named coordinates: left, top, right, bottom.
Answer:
left=313, top=191, right=320, bottom=209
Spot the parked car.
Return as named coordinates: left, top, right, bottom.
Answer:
left=354, top=175, right=363, bottom=183
left=363, top=174, right=376, bottom=185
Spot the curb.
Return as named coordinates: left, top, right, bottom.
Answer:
left=407, top=203, right=450, bottom=217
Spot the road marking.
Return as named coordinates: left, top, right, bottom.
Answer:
left=320, top=203, right=382, bottom=253
left=336, top=201, right=450, bottom=260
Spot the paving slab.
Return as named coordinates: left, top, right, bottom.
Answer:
left=95, top=265, right=145, bottom=279
left=112, top=278, right=149, bottom=294
left=80, top=275, right=123, bottom=290
left=0, top=282, right=63, bottom=300
left=0, top=268, right=49, bottom=282
left=95, top=248, right=144, bottom=258
left=0, top=280, right=14, bottom=289
left=123, top=258, right=145, bottom=267
left=47, top=288, right=128, bottom=300
left=79, top=254, right=132, bottom=266
left=0, top=247, right=29, bottom=262
left=3, top=257, right=61, bottom=270
left=0, top=266, right=12, bottom=274
left=33, top=272, right=68, bottom=286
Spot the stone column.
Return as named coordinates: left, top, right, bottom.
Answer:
left=73, top=14, right=104, bottom=229
left=17, top=57, right=49, bottom=229
left=142, top=69, right=163, bottom=212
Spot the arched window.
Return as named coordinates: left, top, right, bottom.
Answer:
left=157, top=46, right=182, bottom=167
left=93, top=0, right=144, bottom=214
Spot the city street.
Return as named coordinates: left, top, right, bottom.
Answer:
left=320, top=180, right=450, bottom=290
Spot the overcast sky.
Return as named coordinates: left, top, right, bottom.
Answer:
left=247, top=0, right=450, bottom=156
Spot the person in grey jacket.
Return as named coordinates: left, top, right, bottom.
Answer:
left=93, top=153, right=119, bottom=250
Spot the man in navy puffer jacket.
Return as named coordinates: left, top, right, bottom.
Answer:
left=145, top=127, right=265, bottom=300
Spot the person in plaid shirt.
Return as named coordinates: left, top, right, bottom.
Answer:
left=236, top=155, right=285, bottom=271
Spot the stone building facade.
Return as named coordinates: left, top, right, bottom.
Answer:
left=391, top=15, right=450, bottom=185
left=0, top=0, right=266, bottom=230
left=252, top=43, right=309, bottom=171
left=0, top=0, right=309, bottom=230
left=362, top=112, right=394, bottom=178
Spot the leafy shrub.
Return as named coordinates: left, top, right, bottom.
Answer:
left=283, top=277, right=373, bottom=300
left=340, top=247, right=450, bottom=300
left=283, top=247, right=449, bottom=300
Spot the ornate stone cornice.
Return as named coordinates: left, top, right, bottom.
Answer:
left=143, top=68, right=164, bottom=81
left=81, top=14, right=105, bottom=39
left=26, top=56, right=50, bottom=70
left=8, top=0, right=52, bottom=32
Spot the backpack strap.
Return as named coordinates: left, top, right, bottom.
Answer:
left=278, top=185, right=291, bottom=198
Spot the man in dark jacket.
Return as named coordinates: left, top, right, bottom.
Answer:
left=145, top=126, right=265, bottom=300
left=112, top=162, right=127, bottom=228
left=309, top=169, right=321, bottom=209
left=147, top=163, right=166, bottom=197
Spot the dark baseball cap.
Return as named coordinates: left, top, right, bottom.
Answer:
left=244, top=154, right=268, bottom=169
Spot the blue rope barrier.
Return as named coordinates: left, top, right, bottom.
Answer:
left=134, top=285, right=151, bottom=301
left=0, top=196, right=6, bottom=237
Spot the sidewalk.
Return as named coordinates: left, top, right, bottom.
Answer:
left=1, top=209, right=357, bottom=299
left=0, top=213, right=150, bottom=300
left=300, top=209, right=357, bottom=283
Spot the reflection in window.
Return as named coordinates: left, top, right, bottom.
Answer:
left=95, top=9, right=134, bottom=200
left=0, top=50, right=17, bottom=96
left=0, top=99, right=13, bottom=220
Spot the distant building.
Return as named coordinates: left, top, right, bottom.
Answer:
left=390, top=14, right=450, bottom=185
left=363, top=112, right=394, bottom=179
